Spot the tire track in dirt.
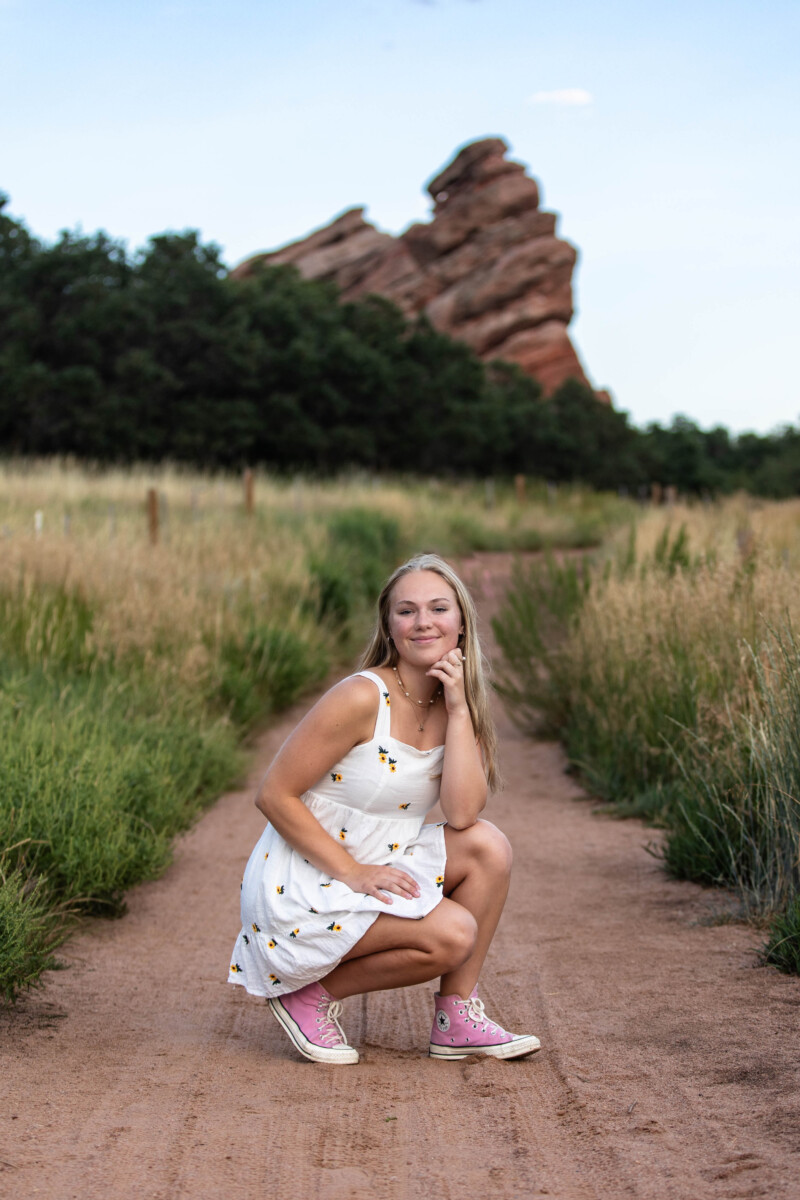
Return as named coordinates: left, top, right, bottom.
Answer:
left=1, top=556, right=799, bottom=1199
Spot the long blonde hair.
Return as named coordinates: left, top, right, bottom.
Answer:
left=359, top=553, right=499, bottom=790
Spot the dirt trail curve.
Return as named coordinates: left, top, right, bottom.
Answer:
left=2, top=557, right=799, bottom=1200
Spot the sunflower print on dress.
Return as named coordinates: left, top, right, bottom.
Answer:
left=436, top=875, right=445, bottom=889
left=327, top=922, right=342, bottom=932
left=269, top=973, right=281, bottom=985
left=268, top=938, right=278, bottom=949
left=378, top=745, right=388, bottom=764
left=276, top=885, right=285, bottom=895
left=289, top=928, right=300, bottom=938
left=242, top=933, right=250, bottom=946
left=388, top=842, right=399, bottom=852
left=338, top=827, right=348, bottom=841
left=230, top=963, right=243, bottom=973
left=388, top=757, right=397, bottom=773
left=383, top=691, right=391, bottom=707
left=398, top=802, right=410, bottom=810
left=330, top=772, right=343, bottom=783
left=251, top=922, right=260, bottom=933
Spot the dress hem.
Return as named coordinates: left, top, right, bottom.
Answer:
left=228, top=883, right=446, bottom=998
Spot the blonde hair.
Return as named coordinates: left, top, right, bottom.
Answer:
left=359, top=553, right=500, bottom=790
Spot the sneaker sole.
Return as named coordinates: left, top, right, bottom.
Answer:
left=429, top=1035, right=541, bottom=1061
left=267, top=997, right=359, bottom=1065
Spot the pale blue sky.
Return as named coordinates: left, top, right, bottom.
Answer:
left=2, top=0, right=799, bottom=433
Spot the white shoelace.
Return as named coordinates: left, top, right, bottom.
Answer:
left=463, top=995, right=504, bottom=1035
left=316, top=997, right=350, bottom=1047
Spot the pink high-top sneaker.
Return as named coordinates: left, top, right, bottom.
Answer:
left=268, top=981, right=359, bottom=1065
left=429, top=987, right=541, bottom=1060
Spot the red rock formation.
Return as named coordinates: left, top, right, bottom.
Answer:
left=233, top=138, right=598, bottom=395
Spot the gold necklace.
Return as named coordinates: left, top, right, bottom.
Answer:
left=392, top=666, right=441, bottom=732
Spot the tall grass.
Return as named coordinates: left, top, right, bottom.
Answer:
left=494, top=497, right=800, bottom=974
left=666, top=627, right=800, bottom=970
left=0, top=589, right=244, bottom=1003
left=0, top=460, right=633, bottom=1000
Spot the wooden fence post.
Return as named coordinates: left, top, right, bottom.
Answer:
left=736, top=527, right=755, bottom=558
left=147, top=488, right=159, bottom=544
left=514, top=474, right=526, bottom=505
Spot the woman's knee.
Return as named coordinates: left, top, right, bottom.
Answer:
left=437, top=905, right=478, bottom=970
left=471, top=819, right=513, bottom=876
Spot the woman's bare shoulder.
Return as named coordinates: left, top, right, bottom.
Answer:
left=329, top=672, right=382, bottom=707
left=299, top=673, right=380, bottom=736
left=263, top=675, right=380, bottom=794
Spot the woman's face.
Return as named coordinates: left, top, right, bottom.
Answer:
left=387, top=570, right=463, bottom=669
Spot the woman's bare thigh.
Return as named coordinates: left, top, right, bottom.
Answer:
left=340, top=897, right=469, bottom=962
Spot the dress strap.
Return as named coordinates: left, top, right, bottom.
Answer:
left=353, top=670, right=391, bottom=740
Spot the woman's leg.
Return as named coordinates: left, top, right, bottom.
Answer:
left=427, top=821, right=539, bottom=1060
left=320, top=897, right=477, bottom=999
left=438, top=819, right=512, bottom=998
left=321, top=819, right=511, bottom=1001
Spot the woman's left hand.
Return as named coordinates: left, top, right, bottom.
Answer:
left=427, top=648, right=468, bottom=716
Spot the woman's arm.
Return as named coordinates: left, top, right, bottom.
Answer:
left=256, top=677, right=420, bottom=904
left=428, top=654, right=488, bottom=829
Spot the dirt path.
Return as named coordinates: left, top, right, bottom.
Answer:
left=2, top=561, right=799, bottom=1200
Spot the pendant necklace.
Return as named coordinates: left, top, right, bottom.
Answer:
left=392, top=665, right=441, bottom=732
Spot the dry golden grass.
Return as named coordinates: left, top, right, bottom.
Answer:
left=575, top=497, right=800, bottom=732
left=496, top=492, right=800, bottom=808
left=611, top=493, right=800, bottom=567
left=0, top=461, right=631, bottom=693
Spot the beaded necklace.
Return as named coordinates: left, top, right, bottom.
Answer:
left=392, top=665, right=442, bottom=732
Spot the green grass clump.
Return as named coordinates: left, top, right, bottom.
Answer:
left=0, top=663, right=240, bottom=911
left=492, top=553, right=590, bottom=735
left=215, top=623, right=327, bottom=728
left=494, top=525, right=752, bottom=806
left=493, top=516, right=800, bottom=974
left=0, top=863, right=68, bottom=1004
left=0, top=586, right=97, bottom=673
left=0, top=583, right=246, bottom=1001
left=664, top=628, right=800, bottom=912
left=763, top=895, right=800, bottom=974
left=307, top=506, right=407, bottom=631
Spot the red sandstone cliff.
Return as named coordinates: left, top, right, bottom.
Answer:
left=232, top=138, right=598, bottom=396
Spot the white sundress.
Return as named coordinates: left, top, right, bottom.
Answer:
left=228, top=670, right=448, bottom=998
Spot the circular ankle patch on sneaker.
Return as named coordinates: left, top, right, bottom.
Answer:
left=436, top=1012, right=450, bottom=1032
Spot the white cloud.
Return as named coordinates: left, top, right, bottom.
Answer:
left=527, top=88, right=594, bottom=107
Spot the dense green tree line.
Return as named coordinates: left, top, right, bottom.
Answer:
left=1, top=193, right=797, bottom=493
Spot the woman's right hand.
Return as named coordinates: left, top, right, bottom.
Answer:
left=340, top=862, right=421, bottom=904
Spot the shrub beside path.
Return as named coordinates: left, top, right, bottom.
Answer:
left=2, top=560, right=799, bottom=1199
